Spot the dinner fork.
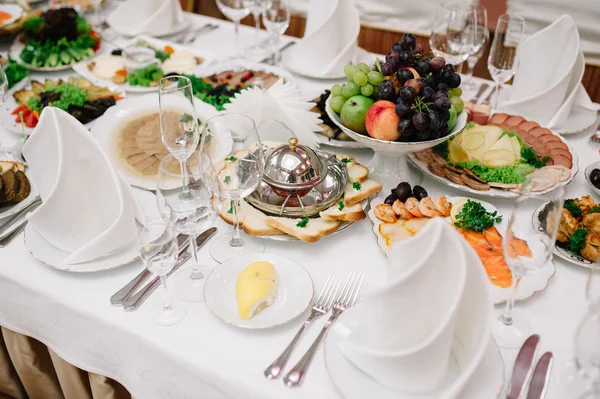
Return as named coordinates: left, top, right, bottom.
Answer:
left=264, top=274, right=340, bottom=379
left=283, top=270, right=365, bottom=387
left=588, top=110, right=600, bottom=143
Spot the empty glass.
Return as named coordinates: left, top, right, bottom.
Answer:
left=157, top=151, right=220, bottom=302
left=243, top=0, right=273, bottom=57
left=492, top=182, right=565, bottom=348
left=430, top=1, right=477, bottom=65
left=216, top=0, right=250, bottom=58
left=487, top=14, right=525, bottom=108
left=262, top=0, right=290, bottom=66
left=138, top=221, right=186, bottom=326
left=462, top=3, right=489, bottom=95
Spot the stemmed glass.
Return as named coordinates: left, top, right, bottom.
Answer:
left=262, top=0, right=290, bottom=66
left=492, top=182, right=565, bottom=349
left=138, top=221, right=186, bottom=326
left=157, top=151, right=221, bottom=302
left=462, top=4, right=489, bottom=95
left=487, top=14, right=525, bottom=108
left=216, top=0, right=250, bottom=59
left=0, top=66, right=10, bottom=157
left=204, top=113, right=265, bottom=263
left=158, top=75, right=200, bottom=201
left=430, top=1, right=477, bottom=66
left=243, top=0, right=274, bottom=56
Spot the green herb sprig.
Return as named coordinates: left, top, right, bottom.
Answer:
left=338, top=201, right=345, bottom=211
left=454, top=200, right=502, bottom=233
left=341, top=158, right=351, bottom=164
left=589, top=207, right=600, bottom=214
left=224, top=176, right=231, bottom=185
left=568, top=228, right=588, bottom=253
left=297, top=217, right=309, bottom=228
left=225, top=156, right=238, bottom=162
left=565, top=202, right=582, bottom=217
left=352, top=182, right=362, bottom=191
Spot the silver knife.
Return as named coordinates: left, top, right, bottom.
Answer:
left=507, top=334, right=541, bottom=399
left=110, top=234, right=190, bottom=306
left=123, top=227, right=217, bottom=312
left=526, top=352, right=553, bottom=399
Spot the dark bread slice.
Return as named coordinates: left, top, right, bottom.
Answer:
left=11, top=171, right=30, bottom=204
left=0, top=169, right=18, bottom=205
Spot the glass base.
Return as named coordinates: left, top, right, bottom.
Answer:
left=171, top=265, right=214, bottom=302
left=243, top=42, right=271, bottom=62
left=367, top=152, right=423, bottom=192
left=210, top=233, right=265, bottom=263
left=150, top=299, right=187, bottom=326
left=491, top=310, right=533, bottom=349
left=558, top=361, right=600, bottom=399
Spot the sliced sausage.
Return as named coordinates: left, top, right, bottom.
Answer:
left=489, top=113, right=510, bottom=126
left=550, top=149, right=573, bottom=160
left=517, top=121, right=540, bottom=133
left=530, top=127, right=553, bottom=138
left=546, top=158, right=555, bottom=166
left=473, top=112, right=489, bottom=125
left=539, top=135, right=562, bottom=145
left=546, top=141, right=568, bottom=151
left=466, top=108, right=474, bottom=123
left=552, top=155, right=572, bottom=169
left=505, top=115, right=526, bottom=129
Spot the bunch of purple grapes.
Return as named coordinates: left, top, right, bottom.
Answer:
left=377, top=33, right=462, bottom=142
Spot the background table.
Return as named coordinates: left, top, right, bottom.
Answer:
left=1, top=11, right=599, bottom=399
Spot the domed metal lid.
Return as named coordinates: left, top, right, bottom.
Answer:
left=263, top=138, right=327, bottom=191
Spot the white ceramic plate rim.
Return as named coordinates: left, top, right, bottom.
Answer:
left=584, top=161, right=600, bottom=199
left=203, top=252, right=314, bottom=329
left=0, top=167, right=38, bottom=220
left=316, top=133, right=367, bottom=149
left=109, top=14, right=192, bottom=39
left=554, top=106, right=599, bottom=135
left=0, top=5, right=23, bottom=28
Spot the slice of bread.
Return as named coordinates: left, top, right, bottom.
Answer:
left=344, top=179, right=383, bottom=206
left=320, top=202, right=366, bottom=222
left=335, top=153, right=355, bottom=168
left=265, top=216, right=340, bottom=243
left=219, top=199, right=282, bottom=236
left=347, top=163, right=369, bottom=183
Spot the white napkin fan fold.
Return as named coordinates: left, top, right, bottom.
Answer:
left=107, top=0, right=184, bottom=37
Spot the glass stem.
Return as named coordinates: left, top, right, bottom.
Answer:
left=253, top=12, right=260, bottom=42
left=179, top=160, right=191, bottom=198
left=230, top=199, right=244, bottom=247
left=159, top=275, right=173, bottom=312
left=494, top=81, right=500, bottom=109
left=273, top=34, right=280, bottom=66
left=500, top=275, right=522, bottom=325
left=234, top=20, right=241, bottom=58
left=188, top=236, right=204, bottom=280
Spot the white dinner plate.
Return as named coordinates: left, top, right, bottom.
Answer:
left=282, top=48, right=375, bottom=80
left=0, top=167, right=38, bottom=220
left=109, top=13, right=192, bottom=39
left=368, top=196, right=556, bottom=304
left=23, top=189, right=161, bottom=272
left=554, top=106, right=599, bottom=135
left=72, top=35, right=217, bottom=93
left=324, top=319, right=504, bottom=399
left=204, top=253, right=313, bottom=329
left=0, top=5, right=22, bottom=28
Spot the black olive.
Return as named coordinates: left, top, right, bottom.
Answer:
left=111, top=49, right=123, bottom=56
left=384, top=193, right=397, bottom=205
left=413, top=185, right=428, bottom=200
left=591, top=169, right=600, bottom=188
left=395, top=182, right=412, bottom=202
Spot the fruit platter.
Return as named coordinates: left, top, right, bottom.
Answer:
left=325, top=33, right=467, bottom=189
left=11, top=8, right=100, bottom=71
left=409, top=113, right=578, bottom=198
left=72, top=35, right=215, bottom=93
left=311, top=90, right=366, bottom=149
left=369, top=182, right=555, bottom=303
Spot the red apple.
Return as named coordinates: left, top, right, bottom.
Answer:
left=365, top=100, right=401, bottom=141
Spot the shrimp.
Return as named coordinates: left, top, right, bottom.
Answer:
left=419, top=197, right=443, bottom=218
left=392, top=200, right=414, bottom=220
left=375, top=203, right=398, bottom=223
left=405, top=197, right=424, bottom=218
left=434, top=196, right=452, bottom=217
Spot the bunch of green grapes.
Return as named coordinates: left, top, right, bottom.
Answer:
left=329, top=62, right=384, bottom=114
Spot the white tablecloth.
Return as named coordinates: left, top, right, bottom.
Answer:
left=1, top=12, right=599, bottom=399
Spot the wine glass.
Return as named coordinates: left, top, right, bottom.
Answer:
left=462, top=3, right=489, bottom=95
left=262, top=0, right=290, bottom=66
left=487, top=14, right=525, bottom=108
left=158, top=75, right=200, bottom=202
left=204, top=114, right=265, bottom=263
left=157, top=151, right=221, bottom=302
left=492, top=182, right=565, bottom=349
left=138, top=221, right=187, bottom=326
left=242, top=0, right=274, bottom=57
left=0, top=65, right=10, bottom=157
left=430, top=1, right=478, bottom=66
left=216, top=0, right=251, bottom=59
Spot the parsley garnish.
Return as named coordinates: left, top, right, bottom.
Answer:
left=225, top=156, right=238, bottom=162
left=180, top=113, right=193, bottom=123
left=224, top=175, right=231, bottom=184
left=341, top=158, right=351, bottom=164
left=297, top=217, right=309, bottom=228
left=338, top=201, right=345, bottom=211
left=227, top=203, right=233, bottom=214
left=568, top=228, right=588, bottom=253
left=434, top=140, right=449, bottom=160
left=564, top=202, right=582, bottom=217
left=465, top=121, right=475, bottom=129
left=521, top=145, right=549, bottom=168
left=589, top=207, right=600, bottom=214
left=454, top=200, right=502, bottom=233
left=352, top=182, right=362, bottom=191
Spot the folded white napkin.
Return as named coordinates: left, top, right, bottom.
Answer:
left=497, top=14, right=595, bottom=129
left=287, top=0, right=360, bottom=77
left=222, top=79, right=323, bottom=147
left=22, top=107, right=145, bottom=265
left=338, top=219, right=493, bottom=397
left=107, top=0, right=185, bottom=37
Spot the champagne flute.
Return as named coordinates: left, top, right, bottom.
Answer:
left=158, top=75, right=200, bottom=201
left=462, top=3, right=489, bottom=95
left=157, top=151, right=220, bottom=302
left=216, top=0, right=250, bottom=59
left=262, top=0, right=290, bottom=66
left=492, top=182, right=565, bottom=349
left=204, top=113, right=265, bottom=263
left=487, top=14, right=525, bottom=108
left=430, top=1, right=477, bottom=66
left=138, top=221, right=186, bottom=326
left=243, top=0, right=273, bottom=48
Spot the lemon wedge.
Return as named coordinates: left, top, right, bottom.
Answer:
left=236, top=261, right=278, bottom=320
left=450, top=199, right=469, bottom=223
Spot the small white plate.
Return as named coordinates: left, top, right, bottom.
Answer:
left=24, top=189, right=161, bottom=272
left=204, top=253, right=313, bottom=329
left=0, top=5, right=23, bottom=28
left=283, top=48, right=375, bottom=80
left=554, top=106, right=599, bottom=135
left=0, top=167, right=38, bottom=220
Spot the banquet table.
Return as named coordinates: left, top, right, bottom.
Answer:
left=1, top=11, right=600, bottom=399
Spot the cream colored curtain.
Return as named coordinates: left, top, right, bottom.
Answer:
left=0, top=327, right=131, bottom=399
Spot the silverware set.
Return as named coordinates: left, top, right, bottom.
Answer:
left=0, top=196, right=41, bottom=248
left=507, top=334, right=553, bottom=399
left=110, top=227, right=217, bottom=311
left=265, top=270, right=365, bottom=387
left=179, top=23, right=219, bottom=45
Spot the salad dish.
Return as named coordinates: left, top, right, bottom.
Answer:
left=1, top=56, right=28, bottom=90
left=409, top=113, right=577, bottom=198
left=11, top=8, right=100, bottom=71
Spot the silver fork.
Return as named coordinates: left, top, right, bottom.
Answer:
left=264, top=275, right=340, bottom=379
left=283, top=270, right=365, bottom=387
left=588, top=110, right=600, bottom=143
